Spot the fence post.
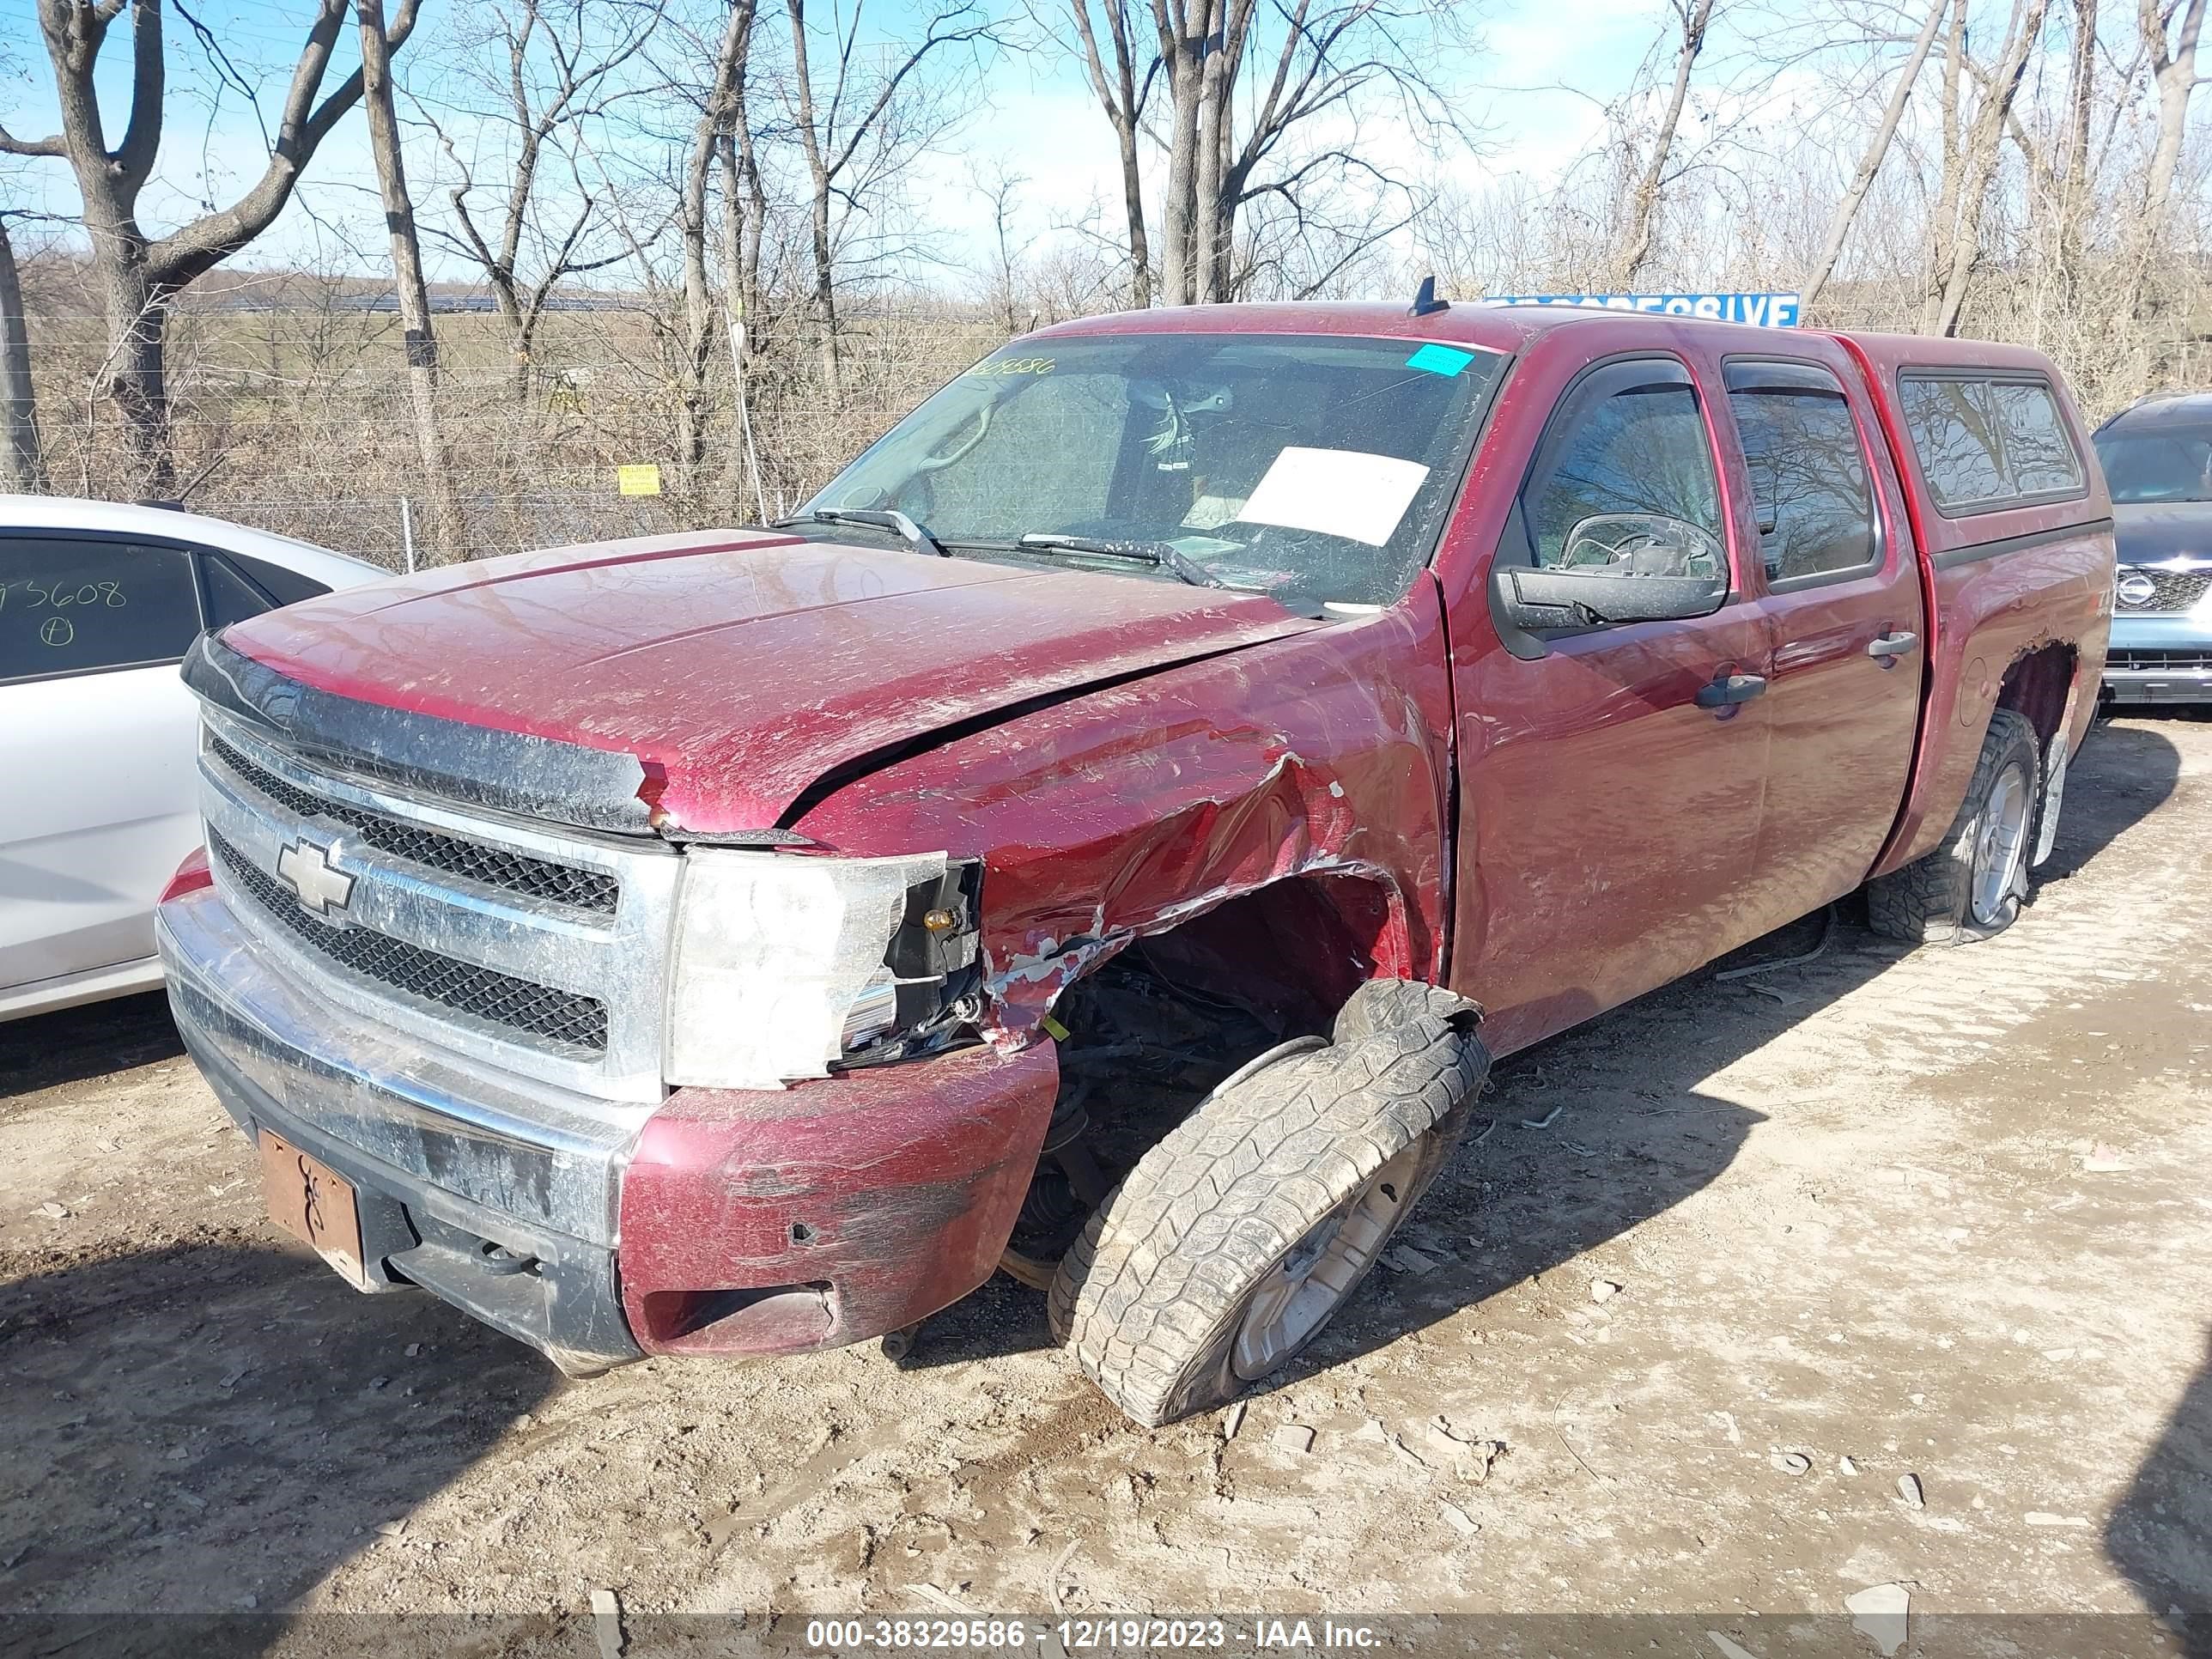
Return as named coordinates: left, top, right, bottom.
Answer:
left=399, top=495, right=416, bottom=574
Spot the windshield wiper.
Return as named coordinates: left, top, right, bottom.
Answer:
left=1014, top=532, right=1224, bottom=589
left=775, top=507, right=949, bottom=557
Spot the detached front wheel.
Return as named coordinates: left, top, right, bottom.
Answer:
left=1048, top=981, right=1487, bottom=1427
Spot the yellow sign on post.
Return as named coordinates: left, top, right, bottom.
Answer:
left=617, top=464, right=663, bottom=497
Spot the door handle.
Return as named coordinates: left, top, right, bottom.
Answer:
left=1867, top=630, right=1919, bottom=660
left=1695, top=672, right=1768, bottom=709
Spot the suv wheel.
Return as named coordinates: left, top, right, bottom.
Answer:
left=1868, top=708, right=2041, bottom=944
left=1048, top=981, right=1487, bottom=1426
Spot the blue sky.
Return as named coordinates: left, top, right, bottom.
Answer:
left=0, top=0, right=1671, bottom=283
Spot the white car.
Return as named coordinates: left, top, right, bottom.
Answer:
left=1, top=496, right=383, bottom=1022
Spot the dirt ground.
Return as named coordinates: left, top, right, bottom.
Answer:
left=3, top=714, right=2208, bottom=1650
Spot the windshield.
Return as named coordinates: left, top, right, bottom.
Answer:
left=798, top=332, right=1504, bottom=611
left=2094, top=427, right=2212, bottom=504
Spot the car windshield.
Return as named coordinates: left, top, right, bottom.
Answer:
left=2094, top=427, right=2212, bottom=503
left=795, top=332, right=1504, bottom=611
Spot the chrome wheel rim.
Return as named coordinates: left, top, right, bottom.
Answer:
left=1969, top=761, right=2033, bottom=926
left=1230, top=1141, right=1424, bottom=1381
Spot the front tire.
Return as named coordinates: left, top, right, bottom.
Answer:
left=1048, top=981, right=1486, bottom=1427
left=1868, top=708, right=2040, bottom=944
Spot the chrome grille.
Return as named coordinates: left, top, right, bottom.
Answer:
left=210, top=832, right=610, bottom=1055
left=208, top=734, right=619, bottom=914
left=194, top=710, right=680, bottom=1103
left=2117, top=567, right=2212, bottom=612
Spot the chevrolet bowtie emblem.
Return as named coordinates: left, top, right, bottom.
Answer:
left=275, top=838, right=356, bottom=917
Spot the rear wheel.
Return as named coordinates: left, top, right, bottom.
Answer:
left=1868, top=708, right=2040, bottom=944
left=1048, top=981, right=1487, bottom=1427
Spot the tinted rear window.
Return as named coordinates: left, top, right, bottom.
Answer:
left=1727, top=362, right=1878, bottom=583
left=1898, top=374, right=2085, bottom=514
left=0, top=538, right=205, bottom=685
left=1990, top=382, right=2085, bottom=495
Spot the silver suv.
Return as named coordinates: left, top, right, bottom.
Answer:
left=2094, top=392, right=2212, bottom=705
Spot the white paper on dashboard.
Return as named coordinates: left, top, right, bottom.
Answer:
left=1234, top=447, right=1431, bottom=547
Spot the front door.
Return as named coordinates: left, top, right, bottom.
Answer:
left=1723, top=357, right=1925, bottom=924
left=1450, top=354, right=1775, bottom=1055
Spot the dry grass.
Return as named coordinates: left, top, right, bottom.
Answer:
left=23, top=284, right=1009, bottom=566
left=15, top=254, right=2207, bottom=568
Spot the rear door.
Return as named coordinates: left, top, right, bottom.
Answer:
left=1451, top=353, right=1775, bottom=1055
left=1723, top=357, right=1926, bottom=914
left=0, top=536, right=211, bottom=994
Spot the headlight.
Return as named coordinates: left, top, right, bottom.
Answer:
left=665, top=847, right=981, bottom=1089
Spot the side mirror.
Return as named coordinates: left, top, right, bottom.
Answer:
left=1493, top=514, right=1729, bottom=630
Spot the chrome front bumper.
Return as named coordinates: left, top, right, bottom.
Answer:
left=157, top=884, right=653, bottom=1370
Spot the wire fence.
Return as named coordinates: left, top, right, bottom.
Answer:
left=16, top=300, right=1006, bottom=562
left=209, top=490, right=688, bottom=570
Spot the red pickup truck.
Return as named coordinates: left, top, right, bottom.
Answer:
left=158, top=301, right=2112, bottom=1425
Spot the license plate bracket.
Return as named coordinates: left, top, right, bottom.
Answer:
left=258, top=1129, right=370, bottom=1290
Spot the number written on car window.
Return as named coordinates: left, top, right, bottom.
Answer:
left=0, top=578, right=134, bottom=612
left=0, top=538, right=204, bottom=686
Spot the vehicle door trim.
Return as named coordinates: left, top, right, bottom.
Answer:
left=1929, top=517, right=2115, bottom=571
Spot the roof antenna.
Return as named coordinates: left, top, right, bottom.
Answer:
left=1409, top=275, right=1449, bottom=318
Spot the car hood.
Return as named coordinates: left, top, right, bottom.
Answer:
left=211, top=530, right=1317, bottom=836
left=2114, top=502, right=2212, bottom=565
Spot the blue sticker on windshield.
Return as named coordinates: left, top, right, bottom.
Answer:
left=1407, top=343, right=1474, bottom=376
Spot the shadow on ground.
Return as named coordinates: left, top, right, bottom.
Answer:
left=2109, top=1334, right=2212, bottom=1656
left=904, top=721, right=2187, bottom=1406
left=0, top=1237, right=560, bottom=1651
left=2039, top=715, right=2185, bottom=881
left=0, top=991, right=185, bottom=1102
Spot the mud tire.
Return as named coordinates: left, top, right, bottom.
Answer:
left=1868, top=708, right=2041, bottom=945
left=1048, top=981, right=1488, bottom=1427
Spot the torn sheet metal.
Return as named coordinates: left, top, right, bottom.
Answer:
left=790, top=573, right=1459, bottom=1043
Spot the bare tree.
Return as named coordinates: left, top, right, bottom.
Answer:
left=1056, top=0, right=1154, bottom=305
left=781, top=0, right=994, bottom=395
left=1607, top=0, right=1717, bottom=290
left=2057, top=0, right=2100, bottom=281
left=977, top=160, right=1031, bottom=332
left=1998, top=0, right=2107, bottom=319
left=356, top=0, right=462, bottom=561
left=1922, top=0, right=2051, bottom=335
left=669, top=0, right=759, bottom=489
left=1801, top=0, right=1948, bottom=315
left=715, top=51, right=775, bottom=518
left=0, top=0, right=420, bottom=496
left=0, top=212, right=46, bottom=491
left=2120, top=0, right=2209, bottom=315
left=1148, top=0, right=1466, bottom=305
left=423, top=0, right=662, bottom=402
left=715, top=53, right=771, bottom=362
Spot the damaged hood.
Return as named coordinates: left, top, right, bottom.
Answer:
left=210, top=531, right=1317, bottom=836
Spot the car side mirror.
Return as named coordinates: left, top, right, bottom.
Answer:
left=1492, top=514, right=1730, bottom=630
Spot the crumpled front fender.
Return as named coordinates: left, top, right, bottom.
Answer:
left=790, top=575, right=1460, bottom=1042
